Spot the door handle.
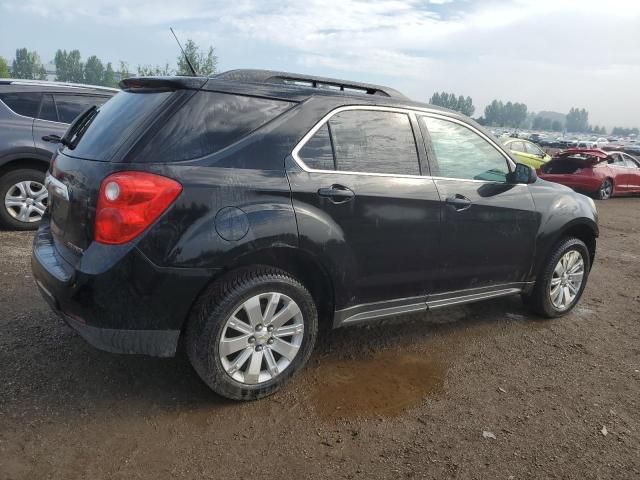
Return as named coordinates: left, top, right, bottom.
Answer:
left=317, top=184, right=355, bottom=203
left=42, top=134, right=61, bottom=143
left=445, top=194, right=472, bottom=211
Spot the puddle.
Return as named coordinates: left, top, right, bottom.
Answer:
left=310, top=350, right=448, bottom=419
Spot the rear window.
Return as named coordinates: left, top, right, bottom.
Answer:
left=66, top=90, right=172, bottom=161
left=0, top=92, right=41, bottom=118
left=136, top=91, right=294, bottom=162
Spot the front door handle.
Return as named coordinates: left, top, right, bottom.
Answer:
left=317, top=184, right=355, bottom=203
left=445, top=194, right=472, bottom=211
left=42, top=134, right=62, bottom=143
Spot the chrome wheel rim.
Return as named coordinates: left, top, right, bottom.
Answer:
left=600, top=181, right=612, bottom=199
left=4, top=180, right=48, bottom=223
left=219, top=292, right=304, bottom=385
left=549, top=250, right=585, bottom=311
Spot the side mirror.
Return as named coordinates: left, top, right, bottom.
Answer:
left=508, top=163, right=537, bottom=184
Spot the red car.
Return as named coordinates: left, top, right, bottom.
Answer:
left=538, top=148, right=640, bottom=200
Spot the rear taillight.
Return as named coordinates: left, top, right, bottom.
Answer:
left=95, top=171, right=182, bottom=245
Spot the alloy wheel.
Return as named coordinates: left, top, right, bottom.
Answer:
left=549, top=250, right=585, bottom=311
left=4, top=180, right=48, bottom=223
left=219, top=292, right=304, bottom=385
left=599, top=180, right=612, bottom=200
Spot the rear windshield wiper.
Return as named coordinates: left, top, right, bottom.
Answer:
left=61, top=105, right=99, bottom=150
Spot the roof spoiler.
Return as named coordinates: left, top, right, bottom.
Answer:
left=119, top=76, right=208, bottom=91
left=212, top=69, right=407, bottom=99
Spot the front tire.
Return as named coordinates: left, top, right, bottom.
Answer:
left=0, top=168, right=48, bottom=230
left=186, top=267, right=318, bottom=401
left=524, top=237, right=590, bottom=318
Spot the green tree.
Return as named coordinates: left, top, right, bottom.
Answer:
left=611, top=126, right=639, bottom=137
left=11, top=48, right=46, bottom=80
left=484, top=100, right=504, bottom=126
left=429, top=92, right=474, bottom=116
left=84, top=55, right=105, bottom=85
left=565, top=108, right=589, bottom=133
left=137, top=62, right=173, bottom=76
left=54, top=49, right=84, bottom=83
left=102, top=62, right=117, bottom=88
left=118, top=61, right=131, bottom=81
left=551, top=120, right=563, bottom=132
left=0, top=56, right=10, bottom=78
left=176, top=39, right=217, bottom=76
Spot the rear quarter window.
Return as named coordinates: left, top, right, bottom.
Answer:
left=136, top=91, right=294, bottom=162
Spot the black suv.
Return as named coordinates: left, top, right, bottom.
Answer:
left=0, top=80, right=116, bottom=229
left=32, top=70, right=598, bottom=400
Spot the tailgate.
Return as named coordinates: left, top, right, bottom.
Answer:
left=46, top=151, right=117, bottom=263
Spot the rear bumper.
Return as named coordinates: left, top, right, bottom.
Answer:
left=31, top=218, right=218, bottom=357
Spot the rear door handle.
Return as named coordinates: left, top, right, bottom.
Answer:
left=445, top=194, right=472, bottom=211
left=317, top=184, right=355, bottom=203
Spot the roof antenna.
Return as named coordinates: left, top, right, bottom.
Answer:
left=170, top=27, right=197, bottom=76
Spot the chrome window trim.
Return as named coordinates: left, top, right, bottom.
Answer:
left=291, top=104, right=516, bottom=181
left=291, top=105, right=425, bottom=179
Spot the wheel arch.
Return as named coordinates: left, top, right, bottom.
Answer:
left=182, top=246, right=335, bottom=333
left=0, top=157, right=50, bottom=178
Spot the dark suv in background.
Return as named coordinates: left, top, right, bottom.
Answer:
left=0, top=80, right=116, bottom=229
left=32, top=70, right=598, bottom=400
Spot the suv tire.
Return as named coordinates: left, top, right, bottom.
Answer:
left=186, top=266, right=318, bottom=400
left=524, top=237, right=590, bottom=318
left=0, top=168, right=48, bottom=230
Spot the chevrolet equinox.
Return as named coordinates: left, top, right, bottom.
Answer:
left=32, top=70, right=598, bottom=400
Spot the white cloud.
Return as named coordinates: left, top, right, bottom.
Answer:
left=2, top=0, right=640, bottom=126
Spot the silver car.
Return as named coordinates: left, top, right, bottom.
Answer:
left=0, top=80, right=116, bottom=229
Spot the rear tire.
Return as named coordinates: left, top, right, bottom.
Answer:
left=523, top=237, right=590, bottom=318
left=595, top=178, right=613, bottom=200
left=0, top=168, right=48, bottom=230
left=186, top=266, right=318, bottom=401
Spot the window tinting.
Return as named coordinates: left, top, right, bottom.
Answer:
left=0, top=92, right=41, bottom=118
left=39, top=94, right=58, bottom=122
left=422, top=116, right=509, bottom=182
left=298, top=123, right=335, bottom=170
left=55, top=94, right=108, bottom=124
left=328, top=110, right=420, bottom=175
left=138, top=91, right=294, bottom=162
left=624, top=156, right=639, bottom=168
left=67, top=90, right=172, bottom=161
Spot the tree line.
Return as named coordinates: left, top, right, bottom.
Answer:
left=0, top=42, right=218, bottom=88
left=430, top=91, right=636, bottom=135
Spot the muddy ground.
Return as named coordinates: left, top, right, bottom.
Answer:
left=1, top=199, right=639, bottom=479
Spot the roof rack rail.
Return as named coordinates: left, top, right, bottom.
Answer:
left=212, top=69, right=406, bottom=99
left=0, top=79, right=119, bottom=92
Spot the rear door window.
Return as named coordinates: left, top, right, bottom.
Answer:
left=509, top=141, right=525, bottom=153
left=0, top=92, right=41, bottom=118
left=297, top=109, right=421, bottom=176
left=328, top=110, right=420, bottom=175
left=136, top=91, right=294, bottom=162
left=54, top=94, right=109, bottom=124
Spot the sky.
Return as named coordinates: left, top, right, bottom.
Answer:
left=1, top=0, right=639, bottom=129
